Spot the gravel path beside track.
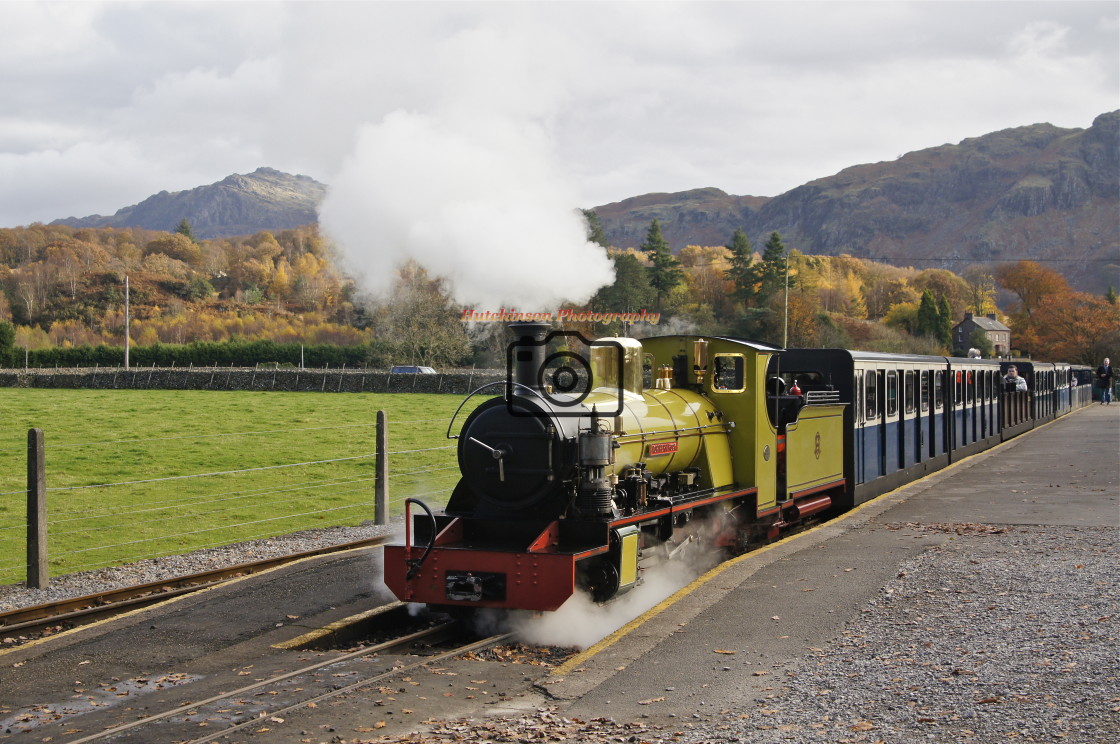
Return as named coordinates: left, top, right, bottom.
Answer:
left=668, top=524, right=1119, bottom=744
left=0, top=522, right=395, bottom=614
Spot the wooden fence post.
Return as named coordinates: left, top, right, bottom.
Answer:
left=26, top=428, right=48, bottom=589
left=375, top=410, right=388, bottom=526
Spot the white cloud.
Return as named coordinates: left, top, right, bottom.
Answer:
left=0, top=0, right=1115, bottom=233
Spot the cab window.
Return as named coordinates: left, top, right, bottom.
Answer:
left=711, top=354, right=745, bottom=393
left=905, top=370, right=916, bottom=414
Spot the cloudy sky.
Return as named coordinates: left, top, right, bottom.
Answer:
left=1, top=1, right=1116, bottom=303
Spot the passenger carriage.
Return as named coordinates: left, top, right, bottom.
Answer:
left=946, top=357, right=1003, bottom=458
left=1071, top=365, right=1094, bottom=409
left=777, top=350, right=951, bottom=508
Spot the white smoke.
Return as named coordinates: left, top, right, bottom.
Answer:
left=318, top=107, right=615, bottom=309
left=508, top=555, right=708, bottom=650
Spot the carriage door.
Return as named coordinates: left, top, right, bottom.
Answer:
left=967, top=370, right=977, bottom=444
left=920, top=370, right=932, bottom=460
left=854, top=370, right=865, bottom=484
left=863, top=369, right=882, bottom=480
left=886, top=370, right=900, bottom=473
left=904, top=369, right=918, bottom=467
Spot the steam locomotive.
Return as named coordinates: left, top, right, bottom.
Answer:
left=383, top=323, right=1088, bottom=614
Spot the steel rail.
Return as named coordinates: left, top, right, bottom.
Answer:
left=0, top=535, right=390, bottom=636
left=186, top=630, right=515, bottom=744
left=61, top=621, right=512, bottom=744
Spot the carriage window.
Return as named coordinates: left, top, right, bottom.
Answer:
left=711, top=354, right=745, bottom=393
left=905, top=370, right=916, bottom=414
left=967, top=371, right=975, bottom=404
left=865, top=371, right=878, bottom=419
left=954, top=371, right=963, bottom=404
left=855, top=372, right=863, bottom=423
left=920, top=371, right=930, bottom=412
left=935, top=371, right=944, bottom=408
left=887, top=371, right=898, bottom=416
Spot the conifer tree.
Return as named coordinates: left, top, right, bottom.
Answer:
left=175, top=218, right=196, bottom=242
left=937, top=294, right=953, bottom=347
left=724, top=228, right=754, bottom=302
left=916, top=289, right=940, bottom=338
left=755, top=232, right=789, bottom=306
left=582, top=209, right=610, bottom=248
left=642, top=219, right=683, bottom=311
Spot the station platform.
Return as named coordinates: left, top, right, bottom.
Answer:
left=542, top=404, right=1118, bottom=741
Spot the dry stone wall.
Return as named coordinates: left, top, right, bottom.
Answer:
left=0, top=368, right=506, bottom=395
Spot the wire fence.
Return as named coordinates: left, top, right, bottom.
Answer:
left=0, top=414, right=461, bottom=586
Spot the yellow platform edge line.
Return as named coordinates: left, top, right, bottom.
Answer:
left=272, top=601, right=404, bottom=649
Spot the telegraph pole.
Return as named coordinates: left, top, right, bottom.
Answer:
left=783, top=250, right=790, bottom=348
left=124, top=275, right=130, bottom=370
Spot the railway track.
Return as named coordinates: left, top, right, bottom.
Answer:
left=0, top=535, right=390, bottom=640
left=63, top=612, right=513, bottom=744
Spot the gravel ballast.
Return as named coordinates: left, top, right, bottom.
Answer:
left=0, top=522, right=396, bottom=615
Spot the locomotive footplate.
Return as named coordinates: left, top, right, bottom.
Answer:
left=383, top=509, right=611, bottom=611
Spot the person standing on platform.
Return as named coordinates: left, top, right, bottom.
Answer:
left=1097, top=358, right=1114, bottom=404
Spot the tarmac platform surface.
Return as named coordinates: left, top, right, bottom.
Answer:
left=540, top=403, right=1118, bottom=737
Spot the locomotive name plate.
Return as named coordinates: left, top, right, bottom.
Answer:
left=648, top=441, right=679, bottom=456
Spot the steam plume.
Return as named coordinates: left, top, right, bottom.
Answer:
left=319, top=109, right=614, bottom=308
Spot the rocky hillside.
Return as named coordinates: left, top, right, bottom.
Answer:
left=593, top=111, right=1119, bottom=293
left=51, top=167, right=326, bottom=240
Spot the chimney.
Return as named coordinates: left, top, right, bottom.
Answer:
left=987, top=313, right=997, bottom=320
left=964, top=312, right=973, bottom=321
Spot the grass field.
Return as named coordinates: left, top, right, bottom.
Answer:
left=0, top=389, right=466, bottom=584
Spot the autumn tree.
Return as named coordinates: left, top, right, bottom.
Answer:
left=996, top=261, right=1070, bottom=320
left=912, top=269, right=970, bottom=321
left=370, top=261, right=470, bottom=367
left=1028, top=292, right=1120, bottom=364
left=144, top=233, right=202, bottom=268
left=679, top=245, right=733, bottom=315
left=962, top=266, right=998, bottom=316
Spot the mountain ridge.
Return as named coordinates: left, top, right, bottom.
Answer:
left=593, top=111, right=1118, bottom=293
left=46, top=112, right=1119, bottom=292
left=51, top=167, right=327, bottom=240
